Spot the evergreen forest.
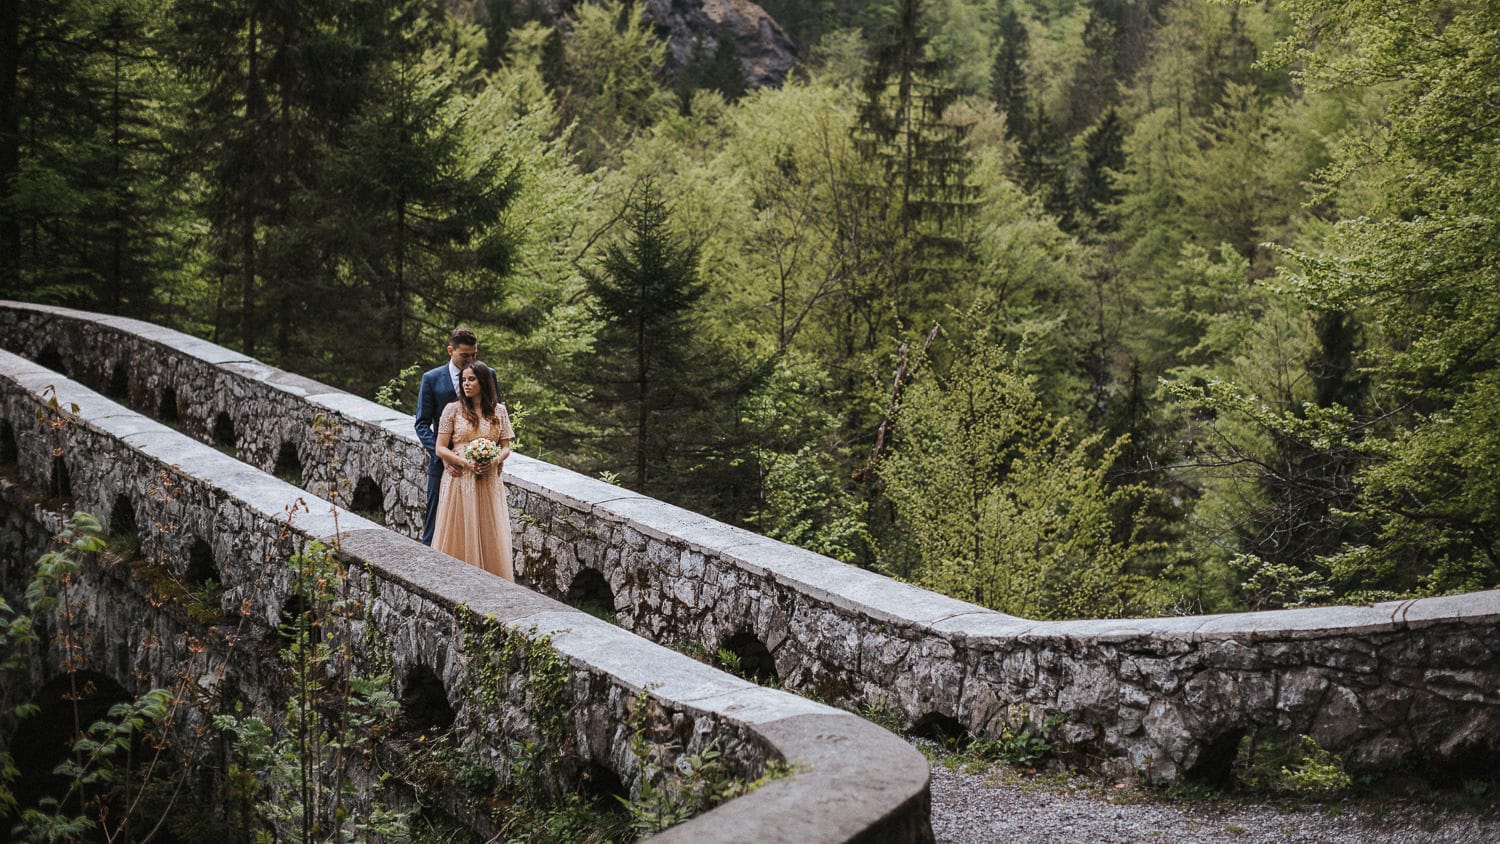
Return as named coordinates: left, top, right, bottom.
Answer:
left=4, top=0, right=1497, bottom=620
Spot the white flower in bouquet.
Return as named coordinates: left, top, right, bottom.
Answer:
left=463, top=438, right=503, bottom=465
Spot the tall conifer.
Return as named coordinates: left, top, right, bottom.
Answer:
left=583, top=182, right=709, bottom=493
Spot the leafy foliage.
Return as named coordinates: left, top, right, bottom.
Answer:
left=879, top=328, right=1140, bottom=618
left=965, top=707, right=1064, bottom=768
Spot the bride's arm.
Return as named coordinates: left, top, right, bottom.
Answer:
left=434, top=405, right=470, bottom=475
left=494, top=404, right=515, bottom=470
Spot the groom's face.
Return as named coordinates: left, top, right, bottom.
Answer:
left=448, top=342, right=477, bottom=369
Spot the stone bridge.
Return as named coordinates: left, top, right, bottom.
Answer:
left=0, top=314, right=930, bottom=840
left=3, top=301, right=1499, bottom=820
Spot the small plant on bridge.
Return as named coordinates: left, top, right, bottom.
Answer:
left=214, top=537, right=414, bottom=841
left=375, top=362, right=423, bottom=413
left=619, top=688, right=793, bottom=836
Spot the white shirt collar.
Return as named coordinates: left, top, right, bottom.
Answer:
left=447, top=361, right=461, bottom=393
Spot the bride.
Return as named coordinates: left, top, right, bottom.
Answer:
left=430, top=361, right=515, bottom=580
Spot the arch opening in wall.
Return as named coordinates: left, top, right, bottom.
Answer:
left=276, top=594, right=321, bottom=647
left=106, top=361, right=130, bottom=400
left=8, top=671, right=129, bottom=814
left=211, top=411, right=236, bottom=451
left=35, top=346, right=67, bottom=377
left=579, top=761, right=630, bottom=809
left=185, top=538, right=217, bottom=588
left=157, top=386, right=178, bottom=423
left=565, top=568, right=617, bottom=623
left=1428, top=738, right=1500, bottom=788
left=1185, top=728, right=1247, bottom=790
left=719, top=630, right=779, bottom=685
left=399, top=664, right=455, bottom=734
left=49, top=455, right=71, bottom=503
left=911, top=712, right=966, bottom=744
left=273, top=441, right=303, bottom=485
left=0, top=419, right=17, bottom=468
left=184, top=538, right=224, bottom=620
left=350, top=476, right=384, bottom=524
left=108, top=494, right=139, bottom=557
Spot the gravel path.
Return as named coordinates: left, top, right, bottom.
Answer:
left=918, top=741, right=1500, bottom=844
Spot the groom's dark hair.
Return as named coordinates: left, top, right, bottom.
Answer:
left=449, top=326, right=478, bottom=347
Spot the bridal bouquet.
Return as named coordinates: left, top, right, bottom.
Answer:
left=463, top=438, right=503, bottom=466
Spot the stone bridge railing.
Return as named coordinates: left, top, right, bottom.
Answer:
left=0, top=347, right=931, bottom=842
left=4, top=300, right=1499, bottom=783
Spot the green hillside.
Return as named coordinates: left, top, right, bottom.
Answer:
left=4, top=0, right=1497, bottom=618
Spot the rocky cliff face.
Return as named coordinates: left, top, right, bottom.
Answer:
left=644, top=0, right=798, bottom=88
left=458, top=0, right=797, bottom=89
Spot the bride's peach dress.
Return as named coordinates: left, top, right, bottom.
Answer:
left=431, top=401, right=515, bottom=580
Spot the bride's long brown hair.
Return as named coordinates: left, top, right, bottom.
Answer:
left=459, top=361, right=501, bottom=430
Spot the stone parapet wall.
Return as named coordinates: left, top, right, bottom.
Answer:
left=3, top=300, right=1499, bottom=782
left=0, top=347, right=932, bottom=842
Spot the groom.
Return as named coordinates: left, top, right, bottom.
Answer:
left=414, top=326, right=496, bottom=545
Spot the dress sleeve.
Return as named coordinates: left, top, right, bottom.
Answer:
left=438, top=402, right=458, bottom=439
left=494, top=403, right=515, bottom=441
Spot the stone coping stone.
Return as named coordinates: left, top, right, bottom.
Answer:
left=222, top=361, right=333, bottom=399
left=516, top=609, right=757, bottom=700
left=6, top=366, right=129, bottom=413
left=92, top=415, right=176, bottom=441
left=306, top=390, right=393, bottom=421
left=588, top=495, right=711, bottom=546
left=657, top=712, right=932, bottom=844
left=9, top=302, right=248, bottom=366
left=1187, top=604, right=1404, bottom=637
left=505, top=456, right=648, bottom=512
left=1386, top=590, right=1500, bottom=625
left=928, top=611, right=1037, bottom=641
left=825, top=575, right=992, bottom=630
left=1016, top=615, right=1227, bottom=642
left=667, top=684, right=842, bottom=726
left=106, top=320, right=253, bottom=365
left=378, top=414, right=422, bottom=442
left=335, top=527, right=565, bottom=618
left=696, top=533, right=809, bottom=579
left=1, top=299, right=75, bottom=317
left=661, top=520, right=781, bottom=558
left=511, top=610, right=848, bottom=723
left=722, top=539, right=989, bottom=629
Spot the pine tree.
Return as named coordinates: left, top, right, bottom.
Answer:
left=990, top=5, right=1030, bottom=144
left=851, top=0, right=978, bottom=331
left=675, top=31, right=749, bottom=112
left=703, top=32, right=749, bottom=103
left=307, top=2, right=521, bottom=392
left=479, top=0, right=552, bottom=71
left=558, top=0, right=670, bottom=171
left=170, top=0, right=374, bottom=356
left=1071, top=107, right=1125, bottom=232
left=0, top=0, right=177, bottom=314
left=584, top=182, right=709, bottom=492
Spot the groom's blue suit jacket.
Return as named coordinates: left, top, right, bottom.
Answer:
left=414, top=366, right=459, bottom=477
